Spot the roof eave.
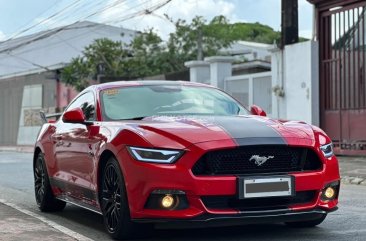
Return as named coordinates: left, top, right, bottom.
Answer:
left=0, top=63, right=67, bottom=80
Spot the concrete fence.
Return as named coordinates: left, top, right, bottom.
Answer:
left=185, top=41, right=320, bottom=125
left=224, top=72, right=272, bottom=116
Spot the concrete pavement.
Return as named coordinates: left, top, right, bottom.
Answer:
left=338, top=156, right=366, bottom=185
left=0, top=202, right=77, bottom=241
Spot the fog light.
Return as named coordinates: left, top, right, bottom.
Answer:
left=145, top=190, right=188, bottom=210
left=320, top=181, right=340, bottom=201
left=161, top=195, right=174, bottom=208
left=324, top=187, right=335, bottom=199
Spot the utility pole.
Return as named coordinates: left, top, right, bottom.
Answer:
left=96, top=63, right=106, bottom=83
left=281, top=0, right=299, bottom=49
left=197, top=27, right=203, bottom=60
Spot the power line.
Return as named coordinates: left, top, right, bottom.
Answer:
left=6, top=52, right=51, bottom=71
left=83, top=0, right=128, bottom=19
left=37, top=0, right=111, bottom=30
left=6, top=0, right=83, bottom=41
left=105, top=0, right=172, bottom=24
left=4, top=0, right=62, bottom=39
left=53, top=0, right=149, bottom=26
left=0, top=0, right=173, bottom=56
left=0, top=22, right=105, bottom=55
left=3, top=0, right=170, bottom=44
left=1, top=21, right=135, bottom=56
left=22, top=0, right=134, bottom=33
left=0, top=0, right=174, bottom=78
left=7, top=23, right=106, bottom=55
left=0, top=27, right=68, bottom=54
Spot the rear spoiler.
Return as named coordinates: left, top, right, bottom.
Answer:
left=40, top=111, right=62, bottom=124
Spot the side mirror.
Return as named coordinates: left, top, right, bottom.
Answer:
left=250, top=105, right=267, bottom=117
left=62, top=108, right=86, bottom=124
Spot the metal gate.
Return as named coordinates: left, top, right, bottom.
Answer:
left=319, top=1, right=366, bottom=155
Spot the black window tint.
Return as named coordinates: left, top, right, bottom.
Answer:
left=66, top=92, right=95, bottom=121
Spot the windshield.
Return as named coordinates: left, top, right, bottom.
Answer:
left=100, top=85, right=249, bottom=120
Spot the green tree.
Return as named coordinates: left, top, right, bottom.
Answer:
left=168, top=15, right=233, bottom=62
left=61, top=15, right=291, bottom=91
left=61, top=16, right=233, bottom=90
left=127, top=28, right=173, bottom=77
left=61, top=38, right=130, bottom=91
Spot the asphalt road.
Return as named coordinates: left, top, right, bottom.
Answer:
left=0, top=151, right=366, bottom=241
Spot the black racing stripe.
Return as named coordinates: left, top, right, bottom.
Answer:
left=211, top=116, right=286, bottom=146
left=234, top=137, right=287, bottom=146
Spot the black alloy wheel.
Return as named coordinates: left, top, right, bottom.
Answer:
left=101, top=162, right=122, bottom=232
left=34, top=156, right=46, bottom=204
left=34, top=153, right=66, bottom=212
left=100, top=157, right=152, bottom=239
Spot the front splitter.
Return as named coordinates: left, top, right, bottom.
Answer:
left=133, top=207, right=337, bottom=229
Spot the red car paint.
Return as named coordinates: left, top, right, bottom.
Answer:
left=34, top=81, right=340, bottom=223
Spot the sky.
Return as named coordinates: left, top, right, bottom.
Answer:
left=0, top=0, right=314, bottom=42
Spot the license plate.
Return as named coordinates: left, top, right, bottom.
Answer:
left=238, top=176, right=294, bottom=199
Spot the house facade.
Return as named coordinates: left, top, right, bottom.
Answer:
left=0, top=21, right=137, bottom=146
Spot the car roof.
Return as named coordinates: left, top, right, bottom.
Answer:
left=86, top=80, right=213, bottom=92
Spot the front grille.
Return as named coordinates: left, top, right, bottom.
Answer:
left=201, top=191, right=317, bottom=211
left=192, top=145, right=322, bottom=176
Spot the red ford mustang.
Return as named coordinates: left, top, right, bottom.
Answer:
left=33, top=81, right=340, bottom=239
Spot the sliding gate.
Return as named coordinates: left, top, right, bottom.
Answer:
left=319, top=1, right=366, bottom=155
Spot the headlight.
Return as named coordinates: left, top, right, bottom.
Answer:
left=127, top=147, right=183, bottom=164
left=320, top=143, right=334, bottom=158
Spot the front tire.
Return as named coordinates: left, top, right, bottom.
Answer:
left=100, top=157, right=152, bottom=240
left=285, top=214, right=327, bottom=227
left=34, top=153, right=66, bottom=212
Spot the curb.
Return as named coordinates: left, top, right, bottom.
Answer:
left=0, top=146, right=33, bottom=153
left=341, top=176, right=366, bottom=185
left=0, top=199, right=93, bottom=241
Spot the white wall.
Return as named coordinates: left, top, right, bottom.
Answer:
left=184, top=61, right=210, bottom=84
left=225, top=76, right=249, bottom=106
left=17, top=84, right=43, bottom=145
left=271, top=41, right=319, bottom=125
left=225, top=72, right=272, bottom=116
left=185, top=41, right=319, bottom=125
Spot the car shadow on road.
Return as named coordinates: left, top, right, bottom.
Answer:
left=47, top=204, right=334, bottom=241
left=46, top=205, right=107, bottom=236
left=150, top=224, right=330, bottom=241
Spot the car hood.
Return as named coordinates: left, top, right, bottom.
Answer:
left=116, top=115, right=316, bottom=149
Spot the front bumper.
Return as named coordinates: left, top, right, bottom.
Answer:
left=133, top=208, right=337, bottom=228
left=117, top=143, right=340, bottom=221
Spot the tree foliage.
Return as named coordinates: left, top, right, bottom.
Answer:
left=168, top=15, right=233, bottom=62
left=61, top=38, right=130, bottom=91
left=61, top=15, right=284, bottom=91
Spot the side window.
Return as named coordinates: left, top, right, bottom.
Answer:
left=65, top=92, right=95, bottom=121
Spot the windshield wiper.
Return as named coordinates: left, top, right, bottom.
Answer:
left=118, top=116, right=149, bottom=121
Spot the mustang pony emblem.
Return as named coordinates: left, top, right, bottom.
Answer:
left=249, top=155, right=274, bottom=166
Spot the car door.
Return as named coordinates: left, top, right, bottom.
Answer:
left=52, top=92, right=100, bottom=202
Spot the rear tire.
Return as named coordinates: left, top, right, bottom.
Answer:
left=285, top=214, right=327, bottom=227
left=34, top=153, right=66, bottom=212
left=100, top=157, right=152, bottom=240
